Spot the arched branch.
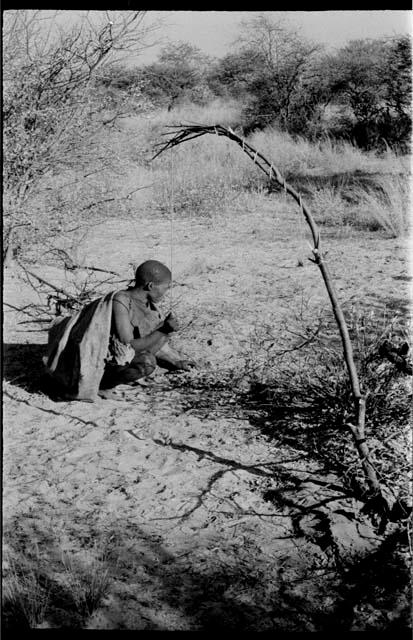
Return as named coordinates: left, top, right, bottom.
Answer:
left=153, top=123, right=390, bottom=516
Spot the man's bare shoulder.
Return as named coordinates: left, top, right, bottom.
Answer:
left=113, top=290, right=132, bottom=311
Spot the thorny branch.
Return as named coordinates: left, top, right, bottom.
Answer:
left=7, top=259, right=128, bottom=320
left=153, top=123, right=409, bottom=521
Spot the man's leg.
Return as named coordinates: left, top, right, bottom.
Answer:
left=100, top=351, right=157, bottom=390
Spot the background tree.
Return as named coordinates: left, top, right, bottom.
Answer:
left=206, top=49, right=262, bottom=100
left=137, top=41, right=214, bottom=109
left=232, top=14, right=323, bottom=135
left=319, top=36, right=412, bottom=150
left=214, top=16, right=411, bottom=148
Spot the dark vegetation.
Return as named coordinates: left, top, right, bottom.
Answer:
left=97, top=15, right=411, bottom=151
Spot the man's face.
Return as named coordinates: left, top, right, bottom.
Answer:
left=148, top=278, right=171, bottom=302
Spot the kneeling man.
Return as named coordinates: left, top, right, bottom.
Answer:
left=44, top=260, right=194, bottom=402
left=100, top=260, right=194, bottom=394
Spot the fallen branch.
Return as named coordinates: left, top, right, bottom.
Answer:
left=153, top=124, right=389, bottom=517
left=16, top=259, right=78, bottom=302
left=43, top=249, right=120, bottom=275
left=79, top=183, right=153, bottom=212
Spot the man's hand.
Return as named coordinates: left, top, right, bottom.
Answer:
left=177, top=359, right=198, bottom=371
left=161, top=312, right=179, bottom=334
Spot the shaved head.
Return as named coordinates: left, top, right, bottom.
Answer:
left=135, top=260, right=171, bottom=287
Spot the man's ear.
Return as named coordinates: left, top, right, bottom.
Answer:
left=143, top=281, right=153, bottom=291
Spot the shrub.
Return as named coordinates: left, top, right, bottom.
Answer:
left=240, top=305, right=412, bottom=501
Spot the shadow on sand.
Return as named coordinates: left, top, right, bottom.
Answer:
left=2, top=514, right=410, bottom=631
left=3, top=343, right=65, bottom=400
left=3, top=343, right=47, bottom=391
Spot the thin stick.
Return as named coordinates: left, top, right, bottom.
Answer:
left=15, top=260, right=77, bottom=301
left=152, top=123, right=386, bottom=507
left=169, top=150, right=174, bottom=311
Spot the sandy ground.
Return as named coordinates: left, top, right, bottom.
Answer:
left=3, top=197, right=411, bottom=630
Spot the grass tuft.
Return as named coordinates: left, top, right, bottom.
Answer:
left=352, top=173, right=411, bottom=236
left=2, top=556, right=49, bottom=629
left=60, top=550, right=111, bottom=618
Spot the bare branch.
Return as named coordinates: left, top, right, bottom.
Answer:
left=153, top=123, right=387, bottom=510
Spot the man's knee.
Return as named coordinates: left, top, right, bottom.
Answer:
left=143, top=355, right=156, bottom=376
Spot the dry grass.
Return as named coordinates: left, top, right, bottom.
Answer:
left=248, top=128, right=393, bottom=178
left=307, top=173, right=410, bottom=236
left=60, top=550, right=111, bottom=619
left=17, top=99, right=410, bottom=260
left=2, top=556, right=49, bottom=629
left=2, top=542, right=114, bottom=629
left=309, top=186, right=349, bottom=227
left=352, top=173, right=411, bottom=236
left=142, top=108, right=409, bottom=229
left=149, top=97, right=242, bottom=129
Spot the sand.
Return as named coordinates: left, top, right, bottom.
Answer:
left=3, top=201, right=411, bottom=630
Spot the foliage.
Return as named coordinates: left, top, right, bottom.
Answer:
left=320, top=36, right=412, bottom=150
left=206, top=48, right=261, bottom=100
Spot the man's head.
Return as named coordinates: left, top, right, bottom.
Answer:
left=135, top=260, right=171, bottom=302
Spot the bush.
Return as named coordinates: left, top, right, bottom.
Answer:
left=322, top=36, right=412, bottom=151
left=240, top=306, right=412, bottom=501
left=3, top=10, right=156, bottom=262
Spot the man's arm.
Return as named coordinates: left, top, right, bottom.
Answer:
left=156, top=341, right=197, bottom=371
left=112, top=293, right=168, bottom=354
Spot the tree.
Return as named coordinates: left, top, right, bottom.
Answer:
left=137, top=41, right=213, bottom=109
left=3, top=10, right=160, bottom=262
left=233, top=14, right=323, bottom=134
left=157, top=41, right=210, bottom=70
left=206, top=49, right=261, bottom=99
